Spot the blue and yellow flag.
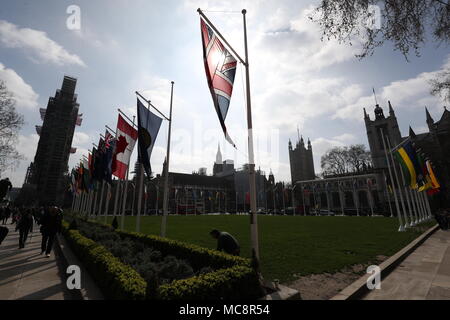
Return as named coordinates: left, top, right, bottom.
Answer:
left=394, top=140, right=421, bottom=189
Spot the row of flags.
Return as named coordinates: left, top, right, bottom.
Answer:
left=392, top=139, right=440, bottom=195
left=70, top=98, right=163, bottom=195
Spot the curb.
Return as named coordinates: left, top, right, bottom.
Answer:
left=330, top=223, right=439, bottom=300
left=261, top=281, right=301, bottom=300
left=56, top=234, right=104, bottom=300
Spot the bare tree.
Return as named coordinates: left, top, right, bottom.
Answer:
left=321, top=147, right=349, bottom=175
left=321, top=144, right=372, bottom=175
left=310, top=0, right=450, bottom=101
left=347, top=144, right=372, bottom=172
left=310, top=0, right=449, bottom=60
left=0, top=80, right=24, bottom=176
left=429, top=68, right=450, bottom=103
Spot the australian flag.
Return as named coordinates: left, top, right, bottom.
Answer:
left=137, top=98, right=163, bottom=179
left=200, top=18, right=237, bottom=147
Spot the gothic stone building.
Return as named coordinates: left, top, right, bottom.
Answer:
left=291, top=102, right=450, bottom=215
left=288, top=136, right=315, bottom=185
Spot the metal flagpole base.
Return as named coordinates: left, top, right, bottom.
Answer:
left=398, top=225, right=406, bottom=232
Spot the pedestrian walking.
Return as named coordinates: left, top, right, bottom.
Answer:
left=40, top=207, right=62, bottom=257
left=18, top=209, right=34, bottom=249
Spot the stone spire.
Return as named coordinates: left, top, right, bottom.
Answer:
left=215, top=143, right=222, bottom=164
left=307, top=138, right=312, bottom=150
left=409, top=126, right=416, bottom=138
left=426, top=106, right=434, bottom=131
left=388, top=101, right=395, bottom=116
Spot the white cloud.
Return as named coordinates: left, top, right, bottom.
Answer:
left=72, top=131, right=91, bottom=147
left=334, top=55, right=450, bottom=121
left=0, top=62, right=39, bottom=110
left=0, top=20, right=85, bottom=67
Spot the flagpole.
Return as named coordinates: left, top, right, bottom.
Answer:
left=399, top=166, right=415, bottom=226
left=386, top=136, right=408, bottom=230
left=408, top=188, right=419, bottom=224
left=424, top=192, right=432, bottom=219
left=161, top=81, right=174, bottom=238
left=239, top=9, right=260, bottom=264
left=416, top=190, right=424, bottom=221
left=104, top=183, right=111, bottom=223
left=380, top=129, right=400, bottom=222
left=121, top=115, right=135, bottom=230
left=112, top=123, right=121, bottom=220
left=412, top=190, right=422, bottom=222
left=92, top=182, right=98, bottom=218
left=98, top=180, right=105, bottom=221
left=113, top=179, right=120, bottom=218
left=302, top=185, right=306, bottom=215
left=420, top=191, right=429, bottom=220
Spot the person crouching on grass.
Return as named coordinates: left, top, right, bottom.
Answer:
left=210, top=229, right=240, bottom=256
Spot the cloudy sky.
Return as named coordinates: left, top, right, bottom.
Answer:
left=0, top=0, right=448, bottom=187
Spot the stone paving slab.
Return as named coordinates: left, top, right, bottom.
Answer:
left=364, top=229, right=450, bottom=300
left=0, top=221, right=76, bottom=300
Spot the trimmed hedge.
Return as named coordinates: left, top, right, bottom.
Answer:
left=61, top=221, right=147, bottom=300
left=158, top=265, right=262, bottom=300
left=63, top=216, right=264, bottom=300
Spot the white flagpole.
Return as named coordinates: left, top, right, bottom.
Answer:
left=74, top=193, right=78, bottom=213
left=92, top=182, right=98, bottom=218
left=381, top=129, right=400, bottom=222
left=197, top=8, right=259, bottom=262
left=161, top=81, right=174, bottom=237
left=417, top=190, right=426, bottom=221
left=241, top=9, right=260, bottom=262
left=98, top=180, right=105, bottom=221
left=113, top=179, right=120, bottom=218
left=408, top=188, right=419, bottom=225
left=386, top=136, right=408, bottom=230
left=112, top=124, right=121, bottom=219
left=424, top=192, right=432, bottom=219
left=420, top=191, right=430, bottom=220
left=104, top=183, right=111, bottom=223
left=413, top=189, right=423, bottom=222
left=399, top=166, right=415, bottom=226
left=87, top=189, right=93, bottom=218
left=137, top=162, right=144, bottom=232
left=302, top=185, right=306, bottom=216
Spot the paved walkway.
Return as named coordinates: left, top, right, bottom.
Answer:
left=0, top=221, right=75, bottom=300
left=364, top=229, right=450, bottom=300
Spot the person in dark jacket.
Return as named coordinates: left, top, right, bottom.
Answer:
left=2, top=206, right=11, bottom=225
left=18, top=209, right=34, bottom=248
left=40, top=207, right=62, bottom=257
left=0, top=178, right=12, bottom=201
left=210, top=229, right=240, bottom=256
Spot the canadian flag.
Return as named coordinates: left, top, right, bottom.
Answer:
left=112, top=114, right=138, bottom=179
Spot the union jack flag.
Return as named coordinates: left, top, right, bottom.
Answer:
left=200, top=18, right=237, bottom=147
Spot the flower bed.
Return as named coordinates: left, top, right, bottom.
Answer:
left=63, top=216, right=264, bottom=300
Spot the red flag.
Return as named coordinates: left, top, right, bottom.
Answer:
left=112, top=114, right=138, bottom=179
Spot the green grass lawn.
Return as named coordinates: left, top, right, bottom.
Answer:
left=94, top=214, right=435, bottom=283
